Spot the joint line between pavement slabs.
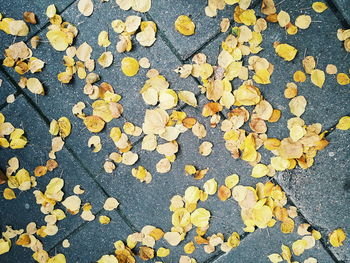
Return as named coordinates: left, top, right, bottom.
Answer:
left=324, top=0, right=350, bottom=28
left=204, top=232, right=252, bottom=263
left=48, top=207, right=104, bottom=254
left=61, top=142, right=140, bottom=233
left=144, top=12, right=185, bottom=62
left=270, top=177, right=342, bottom=263
left=323, top=113, right=350, bottom=138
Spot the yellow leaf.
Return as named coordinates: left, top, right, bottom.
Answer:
left=251, top=163, right=269, bottom=178
left=98, top=31, right=111, bottom=47
left=26, top=78, right=44, bottom=95
left=175, top=15, right=195, bottom=36
left=0, top=238, right=11, bottom=255
left=336, top=116, right=350, bottom=130
left=178, top=91, right=197, bottom=107
left=83, top=116, right=105, bottom=133
left=337, top=73, right=350, bottom=85
left=97, top=255, right=118, bottom=263
left=48, top=253, right=66, bottom=263
left=78, top=0, right=94, bottom=16
left=132, top=0, right=152, bottom=13
left=3, top=188, right=16, bottom=200
left=329, top=228, right=346, bottom=247
left=253, top=69, right=271, bottom=84
left=190, top=208, right=210, bottom=227
left=268, top=253, right=283, bottom=263
left=295, top=15, right=312, bottom=29
left=157, top=247, right=170, bottom=257
left=47, top=30, right=69, bottom=51
left=312, top=2, right=328, bottom=13
left=292, top=239, right=307, bottom=256
left=121, top=57, right=139, bottom=77
left=225, top=174, right=239, bottom=189
left=58, top=117, right=71, bottom=139
left=98, top=51, right=113, bottom=68
left=99, top=215, right=111, bottom=224
left=46, top=4, right=56, bottom=18
left=275, top=43, right=298, bottom=61
left=311, top=69, right=325, bottom=88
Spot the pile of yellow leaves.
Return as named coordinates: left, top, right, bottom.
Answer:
left=57, top=42, right=96, bottom=84
left=46, top=4, right=78, bottom=51
left=113, top=16, right=157, bottom=52
left=232, top=182, right=294, bottom=233
left=3, top=42, right=45, bottom=76
left=0, top=113, right=28, bottom=149
left=0, top=15, right=29, bottom=36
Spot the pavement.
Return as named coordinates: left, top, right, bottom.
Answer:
left=0, top=0, right=349, bottom=262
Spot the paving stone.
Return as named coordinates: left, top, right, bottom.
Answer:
left=0, top=70, right=17, bottom=107
left=2, top=0, right=199, bottom=175
left=332, top=0, right=350, bottom=25
left=148, top=0, right=260, bottom=60
left=51, top=210, right=140, bottom=263
left=275, top=128, right=350, bottom=262
left=0, top=0, right=76, bottom=48
left=213, top=214, right=336, bottom=263
left=0, top=96, right=107, bottom=260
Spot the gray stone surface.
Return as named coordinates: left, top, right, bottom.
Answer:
left=0, top=96, right=107, bottom=259
left=214, top=215, right=336, bottom=263
left=0, top=70, right=17, bottom=107
left=275, top=128, right=350, bottom=262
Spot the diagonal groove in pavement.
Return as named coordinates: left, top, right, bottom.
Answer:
left=324, top=0, right=350, bottom=28
left=204, top=231, right=252, bottom=263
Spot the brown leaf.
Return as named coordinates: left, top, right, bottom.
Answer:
left=23, top=12, right=37, bottom=24
left=0, top=169, right=7, bottom=185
